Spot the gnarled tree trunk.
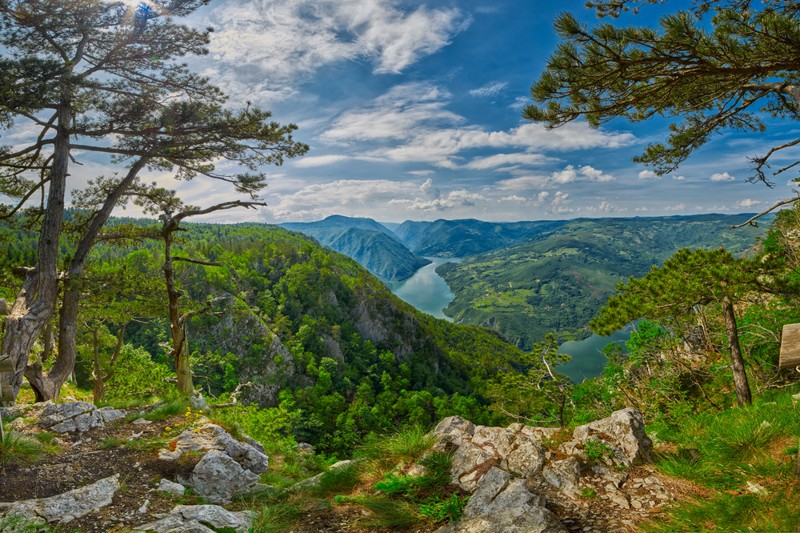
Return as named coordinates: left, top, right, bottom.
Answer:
left=24, top=158, right=150, bottom=402
left=0, top=103, right=70, bottom=405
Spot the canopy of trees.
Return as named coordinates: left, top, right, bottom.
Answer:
left=525, top=0, right=800, bottom=186
left=0, top=0, right=307, bottom=403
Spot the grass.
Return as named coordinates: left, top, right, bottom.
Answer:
left=647, top=387, right=800, bottom=531
left=0, top=431, right=45, bottom=466
left=358, top=425, right=435, bottom=468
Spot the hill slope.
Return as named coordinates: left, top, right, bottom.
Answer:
left=394, top=218, right=569, bottom=257
left=438, top=214, right=767, bottom=347
left=282, top=216, right=430, bottom=281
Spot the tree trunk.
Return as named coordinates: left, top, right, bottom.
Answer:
left=722, top=296, right=752, bottom=406
left=92, top=328, right=106, bottom=402
left=163, top=224, right=193, bottom=395
left=0, top=103, right=71, bottom=405
left=27, top=158, right=150, bottom=402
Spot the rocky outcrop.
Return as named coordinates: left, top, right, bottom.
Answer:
left=134, top=504, right=254, bottom=532
left=159, top=422, right=269, bottom=504
left=1, top=474, right=120, bottom=524
left=431, top=409, right=660, bottom=533
left=37, top=402, right=126, bottom=433
left=436, top=467, right=566, bottom=533
left=160, top=422, right=268, bottom=474
left=559, top=408, right=652, bottom=467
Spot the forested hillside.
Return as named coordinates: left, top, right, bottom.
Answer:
left=0, top=221, right=524, bottom=452
left=394, top=218, right=568, bottom=257
left=438, top=214, right=766, bottom=347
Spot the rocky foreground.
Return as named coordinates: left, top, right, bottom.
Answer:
left=0, top=402, right=681, bottom=532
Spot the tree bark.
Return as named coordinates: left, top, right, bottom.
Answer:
left=0, top=103, right=70, bottom=405
left=163, top=222, right=194, bottom=395
left=722, top=296, right=752, bottom=406
left=26, top=158, right=150, bottom=402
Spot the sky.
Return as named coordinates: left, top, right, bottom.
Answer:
left=6, top=0, right=800, bottom=223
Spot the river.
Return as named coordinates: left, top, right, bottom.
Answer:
left=389, top=257, right=461, bottom=321
left=557, top=326, right=632, bottom=383
left=389, top=258, right=629, bottom=380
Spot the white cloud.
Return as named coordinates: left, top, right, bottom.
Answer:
left=293, top=155, right=351, bottom=168
left=672, top=175, right=686, bottom=181
left=204, top=0, right=469, bottom=98
left=465, top=153, right=552, bottom=170
left=551, top=191, right=570, bottom=207
left=392, top=189, right=486, bottom=211
left=710, top=172, right=736, bottom=182
left=268, top=179, right=419, bottom=220
left=318, top=84, right=636, bottom=167
left=501, top=194, right=528, bottom=203
left=509, top=96, right=529, bottom=110
left=735, top=198, right=762, bottom=208
left=420, top=177, right=438, bottom=196
left=469, top=81, right=507, bottom=97
left=664, top=203, right=687, bottom=211
left=638, top=170, right=659, bottom=180
left=551, top=165, right=614, bottom=184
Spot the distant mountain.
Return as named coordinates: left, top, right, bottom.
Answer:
left=282, top=216, right=430, bottom=281
left=437, top=214, right=767, bottom=348
left=394, top=219, right=569, bottom=257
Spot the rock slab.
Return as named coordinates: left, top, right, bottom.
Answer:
left=134, top=504, right=254, bottom=532
left=2, top=474, right=120, bottom=523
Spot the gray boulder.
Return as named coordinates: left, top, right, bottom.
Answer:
left=184, top=450, right=261, bottom=505
left=560, top=408, right=652, bottom=467
left=2, top=474, right=119, bottom=523
left=542, top=457, right=581, bottom=497
left=156, top=479, right=186, bottom=496
left=134, top=504, right=254, bottom=532
left=160, top=423, right=268, bottom=473
left=433, top=416, right=476, bottom=449
left=38, top=402, right=126, bottom=433
left=436, top=467, right=566, bottom=533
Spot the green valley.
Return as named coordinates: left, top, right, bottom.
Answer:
left=437, top=214, right=767, bottom=347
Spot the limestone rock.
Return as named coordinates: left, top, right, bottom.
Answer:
left=450, top=442, right=496, bottom=491
left=3, top=474, right=120, bottom=523
left=542, top=457, right=581, bottom=497
left=433, top=416, right=476, bottom=449
left=185, top=450, right=261, bottom=504
left=156, top=479, right=186, bottom=496
left=160, top=423, right=268, bottom=473
left=37, top=402, right=126, bottom=433
left=292, top=459, right=361, bottom=490
left=97, top=406, right=127, bottom=423
left=561, top=408, right=652, bottom=467
left=134, top=504, right=254, bottom=532
left=437, top=467, right=566, bottom=533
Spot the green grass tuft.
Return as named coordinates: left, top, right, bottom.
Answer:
left=0, top=431, right=44, bottom=466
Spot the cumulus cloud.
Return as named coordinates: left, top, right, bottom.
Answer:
left=638, top=170, right=659, bottom=180
left=293, top=155, right=351, bottom=168
left=735, top=198, right=762, bottom=208
left=318, top=84, right=635, bottom=167
left=267, top=179, right=419, bottom=220
left=710, top=172, right=736, bottom=182
left=392, top=189, right=486, bottom=211
left=465, top=153, right=553, bottom=170
left=672, top=175, right=686, bottom=181
left=469, top=81, right=507, bottom=97
left=203, top=0, right=469, bottom=100
left=551, top=165, right=614, bottom=185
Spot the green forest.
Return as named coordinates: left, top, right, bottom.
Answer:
left=3, top=0, right=800, bottom=531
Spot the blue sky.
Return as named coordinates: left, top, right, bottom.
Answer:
left=7, top=0, right=800, bottom=223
